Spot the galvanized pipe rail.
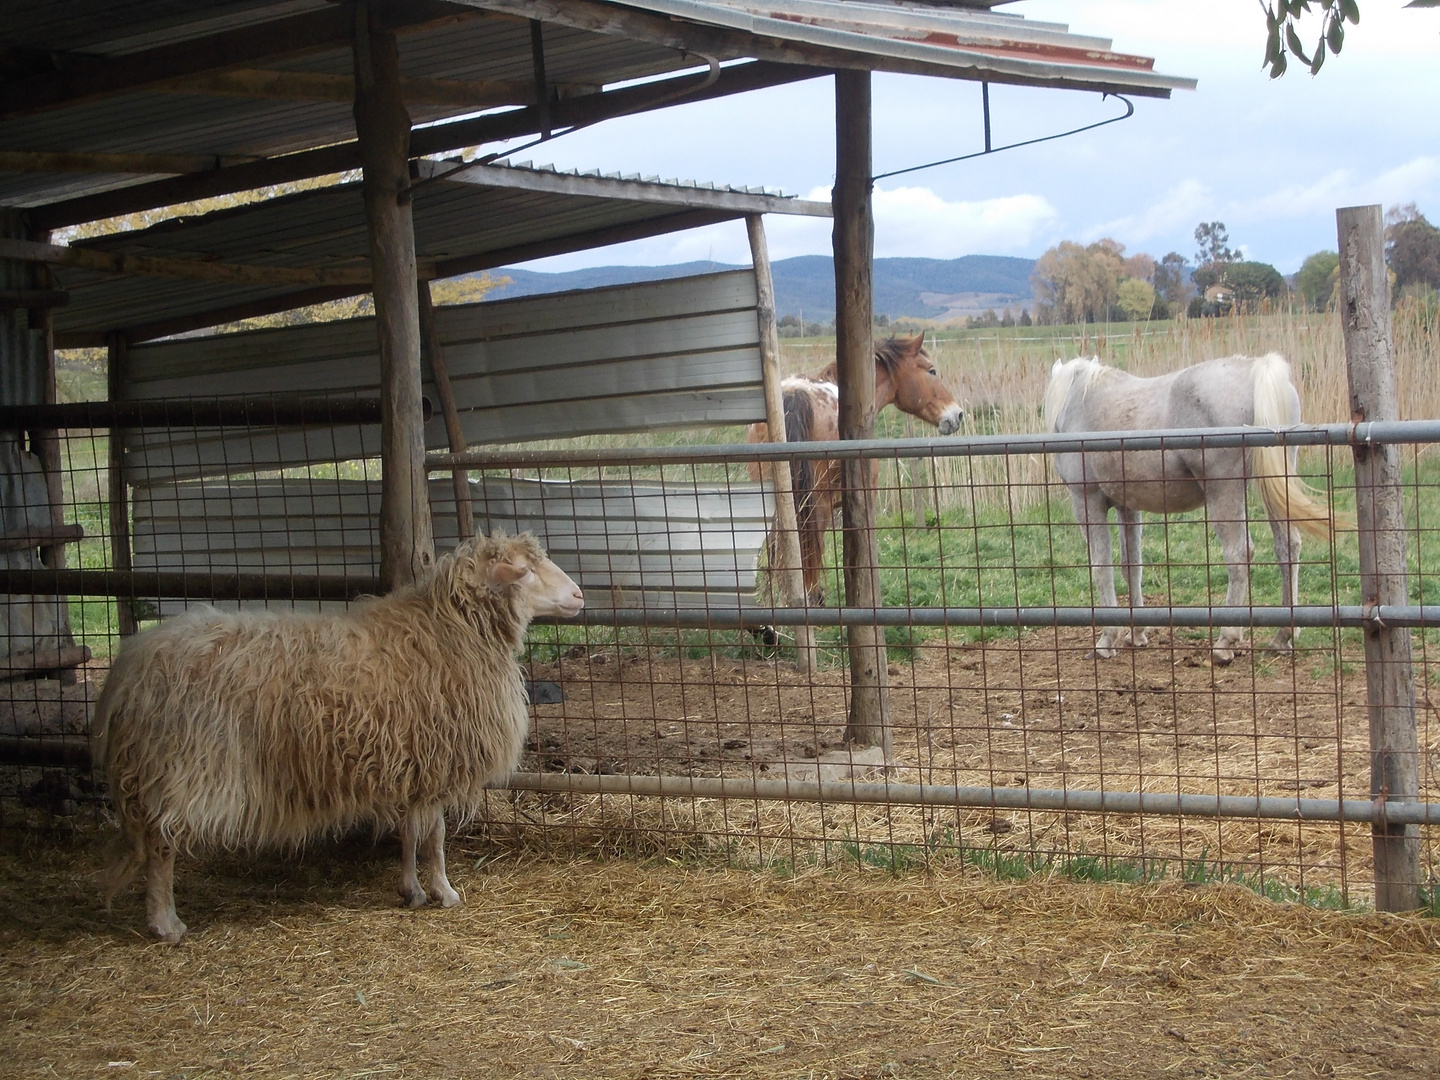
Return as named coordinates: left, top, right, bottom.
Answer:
left=545, top=604, right=1440, bottom=630
left=506, top=772, right=1440, bottom=827
left=0, top=395, right=401, bottom=430
left=429, top=418, right=1440, bottom=470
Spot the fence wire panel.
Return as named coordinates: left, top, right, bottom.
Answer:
left=445, top=432, right=1439, bottom=907
left=0, top=396, right=383, bottom=825
left=4, top=403, right=1438, bottom=908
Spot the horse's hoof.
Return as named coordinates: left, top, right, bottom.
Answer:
left=756, top=626, right=780, bottom=648
left=1263, top=636, right=1294, bottom=656
left=399, top=886, right=429, bottom=909
left=1211, top=648, right=1237, bottom=666
left=1086, top=646, right=1117, bottom=660
left=1132, top=630, right=1150, bottom=649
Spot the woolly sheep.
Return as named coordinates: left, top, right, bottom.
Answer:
left=95, top=532, right=584, bottom=942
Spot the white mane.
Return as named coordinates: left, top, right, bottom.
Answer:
left=1042, top=356, right=1107, bottom=432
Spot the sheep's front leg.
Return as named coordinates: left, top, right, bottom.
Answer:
left=399, top=808, right=461, bottom=908
left=398, top=812, right=429, bottom=908
left=420, top=811, right=461, bottom=908
left=144, top=827, right=187, bottom=943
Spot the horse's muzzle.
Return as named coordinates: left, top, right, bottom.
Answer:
left=937, top=406, right=964, bottom=436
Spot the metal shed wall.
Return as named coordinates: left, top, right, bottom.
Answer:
left=118, top=269, right=767, bottom=485
left=132, top=474, right=773, bottom=612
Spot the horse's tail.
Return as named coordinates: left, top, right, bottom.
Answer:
left=1249, top=353, right=1350, bottom=540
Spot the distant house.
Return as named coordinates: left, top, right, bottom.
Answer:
left=1204, top=284, right=1235, bottom=306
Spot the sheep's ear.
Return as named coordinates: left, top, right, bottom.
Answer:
left=488, top=560, right=529, bottom=587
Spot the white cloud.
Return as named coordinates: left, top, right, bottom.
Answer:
left=1086, top=179, right=1211, bottom=246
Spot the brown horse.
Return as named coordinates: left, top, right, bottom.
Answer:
left=748, top=334, right=963, bottom=612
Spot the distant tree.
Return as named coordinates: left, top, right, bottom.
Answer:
left=1001, top=308, right=1016, bottom=328
left=1386, top=204, right=1440, bottom=292
left=1123, top=252, right=1156, bottom=284
left=1152, top=252, right=1193, bottom=310
left=1194, top=222, right=1239, bottom=268
left=1225, top=261, right=1287, bottom=310
left=1296, top=251, right=1340, bottom=311
left=1117, top=278, right=1157, bottom=322
left=1018, top=309, right=1032, bottom=327
left=1152, top=252, right=1194, bottom=311
left=1031, top=239, right=1126, bottom=324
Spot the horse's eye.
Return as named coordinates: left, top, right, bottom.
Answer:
left=928, top=369, right=938, bottom=377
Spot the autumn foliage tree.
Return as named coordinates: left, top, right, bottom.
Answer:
left=1030, top=239, right=1127, bottom=324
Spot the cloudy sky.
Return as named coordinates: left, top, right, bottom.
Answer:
left=496, top=1, right=1440, bottom=275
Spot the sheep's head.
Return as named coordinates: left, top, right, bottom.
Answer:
left=451, top=533, right=584, bottom=620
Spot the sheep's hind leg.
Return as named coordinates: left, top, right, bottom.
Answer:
left=100, top=818, right=146, bottom=912
left=143, top=827, right=186, bottom=943
left=419, top=810, right=461, bottom=908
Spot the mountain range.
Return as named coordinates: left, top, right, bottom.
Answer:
left=485, top=254, right=1036, bottom=322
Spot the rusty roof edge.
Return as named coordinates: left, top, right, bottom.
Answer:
left=611, top=0, right=1196, bottom=92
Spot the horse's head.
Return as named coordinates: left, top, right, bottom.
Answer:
left=880, top=334, right=963, bottom=435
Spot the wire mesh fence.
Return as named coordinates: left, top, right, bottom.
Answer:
left=2, top=402, right=1438, bottom=909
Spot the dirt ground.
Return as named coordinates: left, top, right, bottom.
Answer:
left=517, top=627, right=1440, bottom=898
left=3, top=829, right=1439, bottom=1080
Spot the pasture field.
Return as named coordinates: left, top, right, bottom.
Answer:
left=4, top=829, right=1440, bottom=1080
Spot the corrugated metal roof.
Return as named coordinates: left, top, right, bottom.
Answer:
left=1, top=0, right=1192, bottom=215
left=49, top=161, right=829, bottom=340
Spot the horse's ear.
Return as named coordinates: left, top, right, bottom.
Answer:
left=906, top=333, right=926, bottom=356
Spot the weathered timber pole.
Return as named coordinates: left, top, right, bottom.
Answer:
left=1337, top=204, right=1423, bottom=912
left=106, top=334, right=137, bottom=636
left=353, top=0, right=432, bottom=591
left=834, top=70, right=889, bottom=753
left=417, top=282, right=474, bottom=542
left=30, top=260, right=76, bottom=677
left=746, top=213, right=814, bottom=673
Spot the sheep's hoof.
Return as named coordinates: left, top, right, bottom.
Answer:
left=435, top=887, right=462, bottom=909
left=149, top=919, right=187, bottom=944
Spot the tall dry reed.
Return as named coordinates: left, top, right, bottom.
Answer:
left=780, top=308, right=1438, bottom=518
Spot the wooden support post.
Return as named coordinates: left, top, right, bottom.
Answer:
left=354, top=0, right=433, bottom=591
left=29, top=262, right=76, bottom=676
left=418, top=282, right=474, bottom=542
left=1337, top=204, right=1422, bottom=912
left=747, top=214, right=814, bottom=673
left=106, top=334, right=137, bottom=636
left=834, top=70, right=889, bottom=753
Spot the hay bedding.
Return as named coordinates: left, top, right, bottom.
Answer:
left=3, top=830, right=1440, bottom=1080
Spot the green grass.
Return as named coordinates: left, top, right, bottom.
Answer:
left=825, top=835, right=1362, bottom=911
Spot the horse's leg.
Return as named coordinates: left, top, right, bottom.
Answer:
left=1117, top=505, right=1148, bottom=649
left=1209, top=479, right=1254, bottom=665
left=1265, top=516, right=1302, bottom=655
left=1070, top=485, right=1122, bottom=658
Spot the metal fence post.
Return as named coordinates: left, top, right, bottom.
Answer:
left=1336, top=203, right=1423, bottom=912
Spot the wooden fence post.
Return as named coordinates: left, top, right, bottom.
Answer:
left=354, top=0, right=433, bottom=591
left=106, top=333, right=136, bottom=636
left=834, top=70, right=889, bottom=753
left=417, top=282, right=474, bottom=542
left=1336, top=203, right=1422, bottom=912
left=746, top=214, right=814, bottom=673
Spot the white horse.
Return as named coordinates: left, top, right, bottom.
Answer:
left=1044, top=353, right=1344, bottom=664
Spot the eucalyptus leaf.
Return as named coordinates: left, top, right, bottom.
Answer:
left=1285, top=22, right=1311, bottom=64
left=1341, top=0, right=1361, bottom=20
left=1310, top=42, right=1326, bottom=73
left=1327, top=18, right=1344, bottom=53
